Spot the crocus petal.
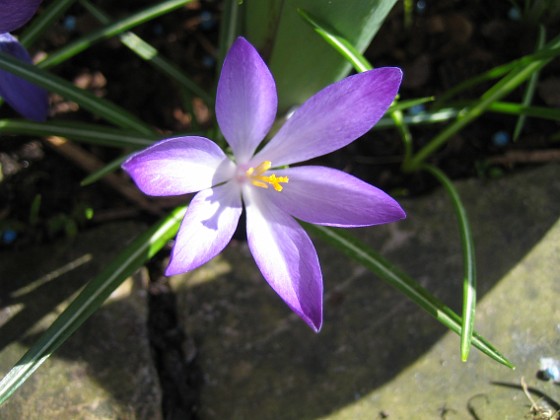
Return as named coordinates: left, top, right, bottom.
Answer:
left=166, top=182, right=242, bottom=276
left=0, top=33, right=48, bottom=121
left=216, top=37, right=277, bottom=163
left=244, top=187, right=323, bottom=331
left=122, top=136, right=235, bottom=196
left=0, top=0, right=42, bottom=33
left=254, top=67, right=402, bottom=167
left=266, top=166, right=405, bottom=227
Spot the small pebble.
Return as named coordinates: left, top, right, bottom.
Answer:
left=63, top=15, right=76, bottom=32
left=508, top=7, right=522, bottom=21
left=202, top=55, right=215, bottom=68
left=492, top=130, right=510, bottom=147
left=152, top=23, right=164, bottom=36
left=539, top=357, right=560, bottom=382
left=1, top=229, right=17, bottom=245
left=199, top=11, right=216, bottom=30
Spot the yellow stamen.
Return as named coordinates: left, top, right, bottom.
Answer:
left=246, top=160, right=289, bottom=192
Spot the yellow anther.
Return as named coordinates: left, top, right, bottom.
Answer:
left=249, top=160, right=272, bottom=175
left=266, top=174, right=289, bottom=191
left=245, top=160, right=289, bottom=192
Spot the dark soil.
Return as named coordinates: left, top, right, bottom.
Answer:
left=1, top=1, right=559, bottom=418
left=147, top=260, right=202, bottom=420
left=2, top=0, right=560, bottom=245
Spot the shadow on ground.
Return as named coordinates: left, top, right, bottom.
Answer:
left=169, top=164, right=560, bottom=419
left=0, top=165, right=558, bottom=419
left=0, top=222, right=162, bottom=419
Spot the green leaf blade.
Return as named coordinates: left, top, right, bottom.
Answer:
left=304, top=224, right=513, bottom=369
left=20, top=0, right=78, bottom=48
left=0, top=207, right=186, bottom=405
left=245, top=0, right=398, bottom=112
left=405, top=33, right=560, bottom=172
left=0, top=119, right=158, bottom=148
left=80, top=0, right=213, bottom=106
left=37, top=0, right=194, bottom=69
left=0, top=52, right=154, bottom=135
left=422, top=164, right=477, bottom=362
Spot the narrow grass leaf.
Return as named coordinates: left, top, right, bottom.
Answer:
left=298, top=8, right=414, bottom=164
left=389, top=97, right=434, bottom=113
left=245, top=0, right=396, bottom=111
left=0, top=206, right=186, bottom=405
left=433, top=46, right=560, bottom=107
left=472, top=101, right=560, bottom=120
left=405, top=33, right=560, bottom=172
left=374, top=101, right=560, bottom=131
left=513, top=25, right=546, bottom=141
left=80, top=0, right=213, bottom=106
left=304, top=223, right=514, bottom=368
left=374, top=108, right=460, bottom=129
left=19, top=0, right=78, bottom=48
left=37, top=0, right=194, bottom=69
left=422, top=164, right=476, bottom=362
left=297, top=8, right=372, bottom=73
left=0, top=52, right=154, bottom=134
left=80, top=155, right=128, bottom=186
left=0, top=119, right=158, bottom=148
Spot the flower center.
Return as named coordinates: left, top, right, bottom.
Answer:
left=245, top=161, right=288, bottom=192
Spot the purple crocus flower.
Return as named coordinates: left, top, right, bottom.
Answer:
left=123, top=37, right=405, bottom=331
left=0, top=0, right=48, bottom=121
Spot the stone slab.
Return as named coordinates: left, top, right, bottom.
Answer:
left=171, top=164, right=560, bottom=419
left=0, top=222, right=162, bottom=419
